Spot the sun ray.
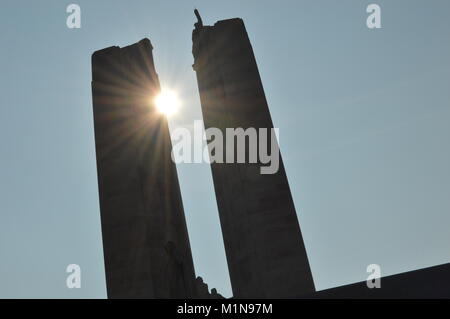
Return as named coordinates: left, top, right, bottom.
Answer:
left=154, top=89, right=180, bottom=116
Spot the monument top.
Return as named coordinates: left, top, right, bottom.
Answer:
left=194, top=9, right=203, bottom=29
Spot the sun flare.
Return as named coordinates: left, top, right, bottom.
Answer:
left=154, top=89, right=180, bottom=116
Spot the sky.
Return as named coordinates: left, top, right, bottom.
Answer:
left=1, top=0, right=450, bottom=298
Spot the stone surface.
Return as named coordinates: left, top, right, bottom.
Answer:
left=195, top=277, right=225, bottom=299
left=91, top=39, right=197, bottom=298
left=192, top=18, right=315, bottom=298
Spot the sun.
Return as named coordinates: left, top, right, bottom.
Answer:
left=154, top=89, right=180, bottom=116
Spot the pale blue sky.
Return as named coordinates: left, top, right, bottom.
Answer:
left=1, top=0, right=450, bottom=298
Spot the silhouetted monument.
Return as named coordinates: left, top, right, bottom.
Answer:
left=89, top=13, right=450, bottom=300
left=91, top=39, right=198, bottom=298
left=192, top=13, right=315, bottom=298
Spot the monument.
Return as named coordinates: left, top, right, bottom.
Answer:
left=91, top=39, right=197, bottom=298
left=191, top=12, right=316, bottom=298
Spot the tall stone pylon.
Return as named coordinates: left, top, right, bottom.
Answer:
left=92, top=39, right=197, bottom=298
left=192, top=13, right=315, bottom=298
